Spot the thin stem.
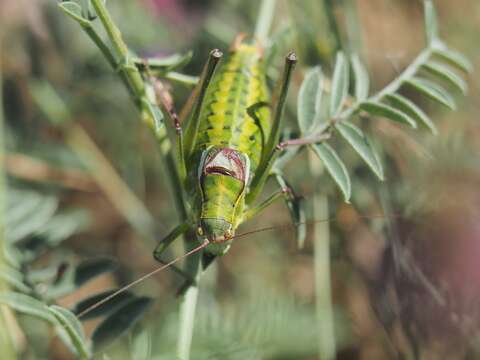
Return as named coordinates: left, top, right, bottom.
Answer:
left=0, top=34, right=18, bottom=359
left=254, top=0, right=277, bottom=44
left=176, top=239, right=201, bottom=360
left=90, top=0, right=145, bottom=98
left=309, top=152, right=336, bottom=360
left=90, top=0, right=128, bottom=57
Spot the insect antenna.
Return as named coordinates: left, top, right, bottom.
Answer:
left=76, top=239, right=210, bottom=319
left=232, top=214, right=402, bottom=241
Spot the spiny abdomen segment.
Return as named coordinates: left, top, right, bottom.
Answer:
left=193, top=42, right=271, bottom=173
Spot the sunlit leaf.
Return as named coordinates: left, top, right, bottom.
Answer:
left=312, top=144, right=351, bottom=202
left=3, top=242, right=21, bottom=269
left=405, top=77, right=456, bottom=110
left=92, top=297, right=153, bottom=352
left=422, top=61, right=468, bottom=94
left=351, top=54, right=370, bottom=102
left=58, top=2, right=90, bottom=27
left=329, top=52, right=349, bottom=117
left=335, top=122, right=384, bottom=180
left=359, top=101, right=417, bottom=128
left=0, top=292, right=55, bottom=323
left=385, top=94, right=437, bottom=134
left=6, top=192, right=58, bottom=244
left=49, top=305, right=91, bottom=359
left=433, top=46, right=473, bottom=73
left=298, top=67, right=324, bottom=134
left=0, top=266, right=31, bottom=293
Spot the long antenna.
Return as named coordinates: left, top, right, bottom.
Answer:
left=77, top=239, right=209, bottom=319
left=233, top=214, right=396, bottom=240
left=76, top=213, right=400, bottom=319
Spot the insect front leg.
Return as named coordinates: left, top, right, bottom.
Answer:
left=153, top=222, right=189, bottom=262
left=153, top=222, right=197, bottom=283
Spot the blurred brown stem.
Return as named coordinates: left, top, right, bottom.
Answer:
left=5, top=153, right=96, bottom=192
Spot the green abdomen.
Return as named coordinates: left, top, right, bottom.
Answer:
left=193, top=43, right=271, bottom=173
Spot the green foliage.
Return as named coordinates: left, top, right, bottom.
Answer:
left=48, top=305, right=91, bottom=359
left=329, top=52, right=349, bottom=117
left=293, top=0, right=470, bottom=202
left=1, top=187, right=151, bottom=357
left=1, top=0, right=473, bottom=358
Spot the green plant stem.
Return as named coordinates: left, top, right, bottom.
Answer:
left=0, top=34, right=18, bottom=360
left=176, top=233, right=202, bottom=360
left=254, top=0, right=277, bottom=44
left=86, top=2, right=199, bottom=358
left=90, top=0, right=149, bottom=110
left=309, top=152, right=336, bottom=360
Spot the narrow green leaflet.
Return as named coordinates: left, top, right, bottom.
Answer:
left=3, top=242, right=21, bottom=269
left=92, top=297, right=153, bottom=351
left=359, top=101, right=417, bottom=128
left=48, top=305, right=91, bottom=359
left=335, top=122, right=384, bottom=180
left=6, top=195, right=59, bottom=243
left=0, top=292, right=55, bottom=323
left=312, top=144, right=351, bottom=202
left=422, top=61, right=468, bottom=94
left=351, top=54, right=370, bottom=102
left=424, top=0, right=438, bottom=44
left=405, top=77, right=456, bottom=110
left=142, top=99, right=165, bottom=133
left=329, top=52, right=349, bottom=117
left=385, top=94, right=437, bottom=135
left=0, top=266, right=31, bottom=293
left=58, top=2, right=91, bottom=27
left=36, top=209, right=90, bottom=246
left=133, top=51, right=193, bottom=72
left=298, top=67, right=324, bottom=134
left=433, top=46, right=473, bottom=73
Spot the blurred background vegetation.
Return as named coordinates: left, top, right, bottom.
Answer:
left=0, top=0, right=479, bottom=359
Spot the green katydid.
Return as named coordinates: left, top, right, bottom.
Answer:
left=76, top=35, right=335, bottom=318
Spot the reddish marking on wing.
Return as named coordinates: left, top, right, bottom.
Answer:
left=204, top=147, right=246, bottom=182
